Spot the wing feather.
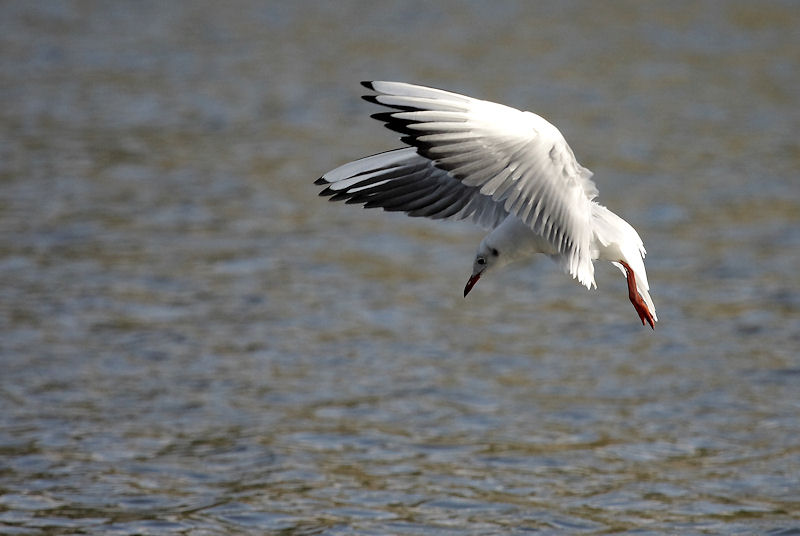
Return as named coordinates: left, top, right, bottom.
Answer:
left=316, top=148, right=508, bottom=229
left=318, top=82, right=602, bottom=283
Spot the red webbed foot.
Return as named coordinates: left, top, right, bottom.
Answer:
left=619, top=260, right=655, bottom=329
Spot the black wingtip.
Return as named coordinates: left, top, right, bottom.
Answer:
left=370, top=113, right=413, bottom=136
left=361, top=81, right=375, bottom=90
left=314, top=177, right=329, bottom=186
left=370, top=111, right=396, bottom=122
left=362, top=95, right=380, bottom=105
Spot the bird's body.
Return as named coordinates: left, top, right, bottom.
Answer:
left=316, top=81, right=657, bottom=328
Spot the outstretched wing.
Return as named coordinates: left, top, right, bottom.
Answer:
left=317, top=81, right=599, bottom=284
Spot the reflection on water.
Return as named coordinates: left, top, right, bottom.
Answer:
left=1, top=1, right=799, bottom=534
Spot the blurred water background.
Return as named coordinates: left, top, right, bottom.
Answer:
left=1, top=1, right=799, bottom=534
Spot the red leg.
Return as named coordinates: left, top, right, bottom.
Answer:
left=619, top=260, right=655, bottom=329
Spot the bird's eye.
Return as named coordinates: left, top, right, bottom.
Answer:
left=477, top=257, right=486, bottom=265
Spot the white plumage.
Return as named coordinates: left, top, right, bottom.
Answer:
left=316, top=81, right=657, bottom=328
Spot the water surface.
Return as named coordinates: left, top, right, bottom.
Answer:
left=1, top=2, right=799, bottom=534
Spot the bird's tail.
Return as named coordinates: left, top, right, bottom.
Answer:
left=592, top=203, right=657, bottom=322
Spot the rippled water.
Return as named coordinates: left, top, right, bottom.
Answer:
left=1, top=2, right=799, bottom=534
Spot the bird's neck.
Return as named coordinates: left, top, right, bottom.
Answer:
left=486, top=216, right=558, bottom=263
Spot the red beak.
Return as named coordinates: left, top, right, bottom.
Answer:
left=464, top=272, right=481, bottom=297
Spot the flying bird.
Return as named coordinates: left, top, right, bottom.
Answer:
left=315, top=81, right=656, bottom=328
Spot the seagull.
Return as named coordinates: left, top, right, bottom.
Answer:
left=315, top=81, right=657, bottom=328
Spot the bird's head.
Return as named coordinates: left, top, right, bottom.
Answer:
left=464, top=241, right=503, bottom=297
